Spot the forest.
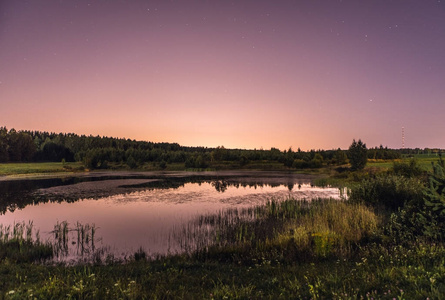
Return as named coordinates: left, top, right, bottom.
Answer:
left=0, top=126, right=419, bottom=170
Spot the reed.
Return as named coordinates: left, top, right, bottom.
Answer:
left=0, top=221, right=52, bottom=263
left=174, top=198, right=380, bottom=262
left=51, top=221, right=99, bottom=259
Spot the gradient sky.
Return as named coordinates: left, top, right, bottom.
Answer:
left=1, top=0, right=444, bottom=150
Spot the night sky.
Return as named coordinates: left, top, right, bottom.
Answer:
left=1, top=0, right=444, bottom=150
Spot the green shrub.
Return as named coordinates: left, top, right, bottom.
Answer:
left=159, top=160, right=167, bottom=169
left=392, top=158, right=423, bottom=178
left=349, top=175, right=424, bottom=210
left=292, top=159, right=309, bottom=169
left=385, top=206, right=439, bottom=244
left=126, top=155, right=138, bottom=169
left=424, top=160, right=445, bottom=217
left=385, top=160, right=445, bottom=243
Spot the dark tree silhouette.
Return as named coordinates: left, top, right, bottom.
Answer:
left=348, top=139, right=367, bottom=170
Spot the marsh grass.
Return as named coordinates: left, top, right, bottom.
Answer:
left=173, top=198, right=380, bottom=264
left=0, top=221, right=52, bottom=263
left=3, top=234, right=444, bottom=299
left=51, top=221, right=100, bottom=259
left=2, top=199, right=445, bottom=298
left=0, top=220, right=100, bottom=264
left=279, top=200, right=379, bottom=258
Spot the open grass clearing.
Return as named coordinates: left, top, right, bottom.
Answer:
left=0, top=162, right=84, bottom=177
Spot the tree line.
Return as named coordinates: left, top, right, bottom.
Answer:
left=0, top=126, right=404, bottom=169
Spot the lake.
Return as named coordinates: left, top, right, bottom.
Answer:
left=0, top=171, right=343, bottom=262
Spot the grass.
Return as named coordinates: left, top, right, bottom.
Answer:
left=1, top=198, right=444, bottom=299
left=367, top=155, right=437, bottom=172
left=0, top=161, right=293, bottom=177
left=0, top=155, right=437, bottom=178
left=314, top=156, right=435, bottom=189
left=1, top=246, right=443, bottom=299
left=1, top=158, right=444, bottom=298
left=0, top=222, right=53, bottom=264
left=180, top=199, right=380, bottom=262
left=0, top=162, right=84, bottom=176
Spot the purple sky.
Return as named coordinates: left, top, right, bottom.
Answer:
left=1, top=0, right=444, bottom=150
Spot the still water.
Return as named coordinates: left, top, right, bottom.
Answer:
left=0, top=171, right=343, bottom=261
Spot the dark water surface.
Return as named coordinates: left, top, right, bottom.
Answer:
left=0, top=171, right=343, bottom=261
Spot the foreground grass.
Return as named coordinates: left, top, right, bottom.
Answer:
left=1, top=199, right=444, bottom=299
left=1, top=243, right=444, bottom=299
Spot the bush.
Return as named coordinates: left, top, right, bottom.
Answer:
left=349, top=175, right=424, bottom=210
left=159, top=160, right=167, bottom=169
left=292, top=159, right=309, bottom=169
left=384, top=160, right=445, bottom=243
left=392, top=158, right=423, bottom=178
left=126, top=156, right=138, bottom=169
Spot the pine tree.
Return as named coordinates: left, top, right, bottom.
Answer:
left=348, top=139, right=367, bottom=170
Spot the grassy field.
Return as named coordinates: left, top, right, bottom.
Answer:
left=1, top=154, right=438, bottom=177
left=366, top=154, right=438, bottom=172
left=0, top=162, right=85, bottom=177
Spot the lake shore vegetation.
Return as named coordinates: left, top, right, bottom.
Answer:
left=0, top=160, right=444, bottom=298
left=1, top=126, right=445, bottom=298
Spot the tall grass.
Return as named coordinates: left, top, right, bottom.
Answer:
left=280, top=200, right=379, bottom=257
left=0, top=221, right=53, bottom=263
left=174, top=198, right=380, bottom=263
left=51, top=221, right=100, bottom=260
left=2, top=196, right=445, bottom=298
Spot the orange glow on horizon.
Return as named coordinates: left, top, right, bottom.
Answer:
left=1, top=1, right=445, bottom=150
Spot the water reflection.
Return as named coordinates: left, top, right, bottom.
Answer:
left=0, top=172, right=318, bottom=214
left=0, top=172, right=342, bottom=261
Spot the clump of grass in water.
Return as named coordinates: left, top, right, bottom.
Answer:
left=51, top=221, right=100, bottom=259
left=264, top=199, right=379, bottom=259
left=175, top=198, right=380, bottom=263
left=76, top=222, right=98, bottom=256
left=52, top=221, right=69, bottom=256
left=0, top=221, right=53, bottom=263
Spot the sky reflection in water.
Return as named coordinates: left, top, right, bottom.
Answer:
left=0, top=178, right=342, bottom=261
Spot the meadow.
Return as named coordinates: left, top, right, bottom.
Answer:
left=367, top=154, right=438, bottom=172
left=0, top=162, right=84, bottom=177
left=0, top=153, right=436, bottom=177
